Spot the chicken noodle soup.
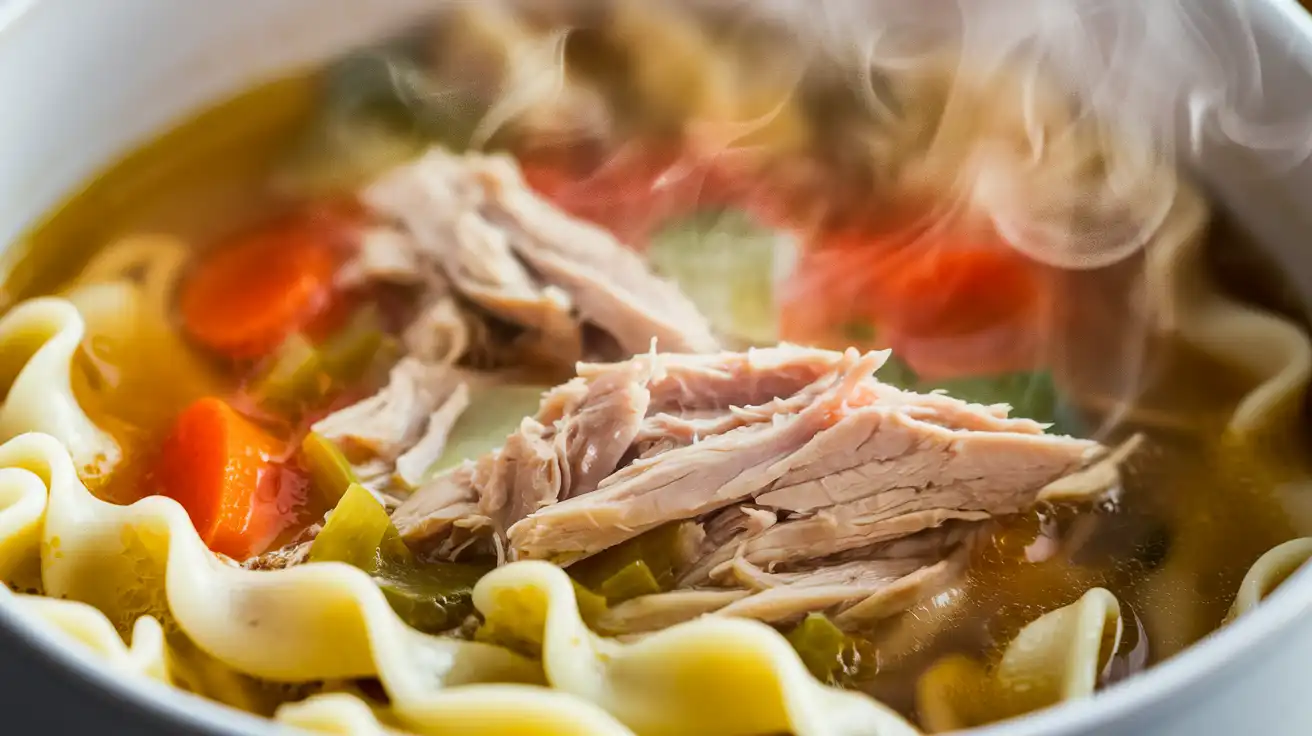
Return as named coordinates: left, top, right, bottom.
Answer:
left=1, top=2, right=1311, bottom=735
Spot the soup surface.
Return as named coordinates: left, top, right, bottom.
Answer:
left=3, top=4, right=1312, bottom=735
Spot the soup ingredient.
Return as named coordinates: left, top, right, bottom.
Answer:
left=250, top=334, right=325, bottom=407
left=309, top=483, right=487, bottom=633
left=592, top=589, right=751, bottom=635
left=249, top=306, right=396, bottom=412
left=388, top=345, right=1109, bottom=629
left=509, top=350, right=1097, bottom=561
left=595, top=561, right=663, bottom=602
left=786, top=613, right=857, bottom=684
left=780, top=228, right=1046, bottom=379
left=519, top=145, right=713, bottom=247
left=568, top=522, right=703, bottom=603
left=373, top=557, right=489, bottom=634
left=153, top=397, right=292, bottom=559
left=311, top=358, right=470, bottom=502
left=872, top=355, right=1067, bottom=426
left=428, top=385, right=550, bottom=476
left=718, top=545, right=964, bottom=627
left=646, top=210, right=793, bottom=345
left=316, top=306, right=395, bottom=385
left=301, top=432, right=359, bottom=506
left=309, top=482, right=410, bottom=569
left=180, top=215, right=349, bottom=360
left=356, top=147, right=720, bottom=359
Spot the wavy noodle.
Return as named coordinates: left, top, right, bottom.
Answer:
left=0, top=299, right=119, bottom=476
left=0, top=431, right=919, bottom=735
left=915, top=588, right=1122, bottom=733
left=472, top=560, right=920, bottom=736
left=277, top=687, right=637, bottom=736
left=1144, top=183, right=1312, bottom=440
left=1226, top=537, right=1312, bottom=622
left=7, top=593, right=171, bottom=683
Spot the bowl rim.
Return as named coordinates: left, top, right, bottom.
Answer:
left=3, top=0, right=1312, bottom=733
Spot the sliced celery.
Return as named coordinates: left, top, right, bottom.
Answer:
left=251, top=333, right=325, bottom=406
left=317, top=306, right=391, bottom=384
left=308, top=483, right=392, bottom=571
left=301, top=432, right=358, bottom=506
left=372, top=557, right=489, bottom=634
left=596, top=560, right=662, bottom=603
left=308, top=483, right=487, bottom=633
left=785, top=613, right=852, bottom=684
left=569, top=522, right=687, bottom=594
left=571, top=581, right=610, bottom=628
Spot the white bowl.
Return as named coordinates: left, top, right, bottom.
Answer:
left=2, top=0, right=1312, bottom=733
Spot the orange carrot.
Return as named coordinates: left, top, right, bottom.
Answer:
left=153, top=397, right=291, bottom=560
left=780, top=225, right=1048, bottom=379
left=180, top=213, right=351, bottom=360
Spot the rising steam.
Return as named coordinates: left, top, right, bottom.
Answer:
left=385, top=0, right=1309, bottom=272
left=330, top=0, right=1309, bottom=439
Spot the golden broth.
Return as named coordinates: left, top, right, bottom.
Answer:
left=3, top=76, right=319, bottom=506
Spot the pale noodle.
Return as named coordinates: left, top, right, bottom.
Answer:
left=916, top=588, right=1122, bottom=732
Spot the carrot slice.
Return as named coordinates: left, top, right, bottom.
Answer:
left=780, top=225, right=1048, bottom=379
left=180, top=214, right=348, bottom=359
left=153, top=397, right=290, bottom=559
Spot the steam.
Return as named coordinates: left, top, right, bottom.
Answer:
left=345, top=0, right=1310, bottom=439
left=381, top=0, right=1311, bottom=274
left=798, top=0, right=1312, bottom=271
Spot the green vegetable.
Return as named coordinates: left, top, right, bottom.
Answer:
left=428, top=385, right=549, bottom=476
left=250, top=307, right=396, bottom=413
left=569, top=523, right=688, bottom=599
left=785, top=613, right=856, bottom=685
left=317, top=306, right=392, bottom=383
left=648, top=210, right=788, bottom=346
left=875, top=355, right=1081, bottom=434
left=931, top=371, right=1059, bottom=424
left=596, top=560, right=662, bottom=603
left=373, top=557, right=490, bottom=634
left=571, top=581, right=610, bottom=628
left=309, top=483, right=489, bottom=633
left=251, top=333, right=325, bottom=406
left=308, top=483, right=400, bottom=571
left=301, top=432, right=358, bottom=506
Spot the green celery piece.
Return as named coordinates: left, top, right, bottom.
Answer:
left=596, top=560, right=662, bottom=604
left=571, top=581, right=610, bottom=628
left=427, top=385, right=549, bottom=477
left=568, top=522, right=687, bottom=594
left=317, top=306, right=392, bottom=385
left=372, top=557, right=490, bottom=634
left=308, top=483, right=392, bottom=572
left=785, top=613, right=851, bottom=684
left=928, top=371, right=1059, bottom=424
left=301, top=432, right=358, bottom=507
left=251, top=333, right=325, bottom=406
left=648, top=210, right=785, bottom=346
left=308, top=483, right=485, bottom=632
